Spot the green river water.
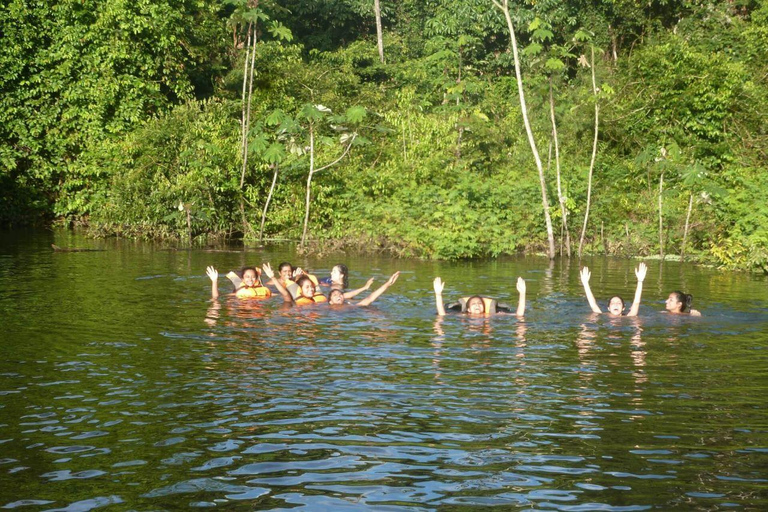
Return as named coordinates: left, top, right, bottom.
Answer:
left=0, top=229, right=766, bottom=511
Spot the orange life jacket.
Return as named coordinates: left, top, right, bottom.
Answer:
left=236, top=285, right=272, bottom=299
left=294, top=293, right=328, bottom=305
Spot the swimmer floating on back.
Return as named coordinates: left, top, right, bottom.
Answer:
left=579, top=262, right=646, bottom=317
left=328, top=271, right=401, bottom=307
left=433, top=276, right=526, bottom=317
left=206, top=265, right=272, bottom=299
left=318, top=263, right=375, bottom=299
left=665, top=291, right=701, bottom=316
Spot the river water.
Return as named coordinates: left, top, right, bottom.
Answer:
left=1, top=229, right=766, bottom=511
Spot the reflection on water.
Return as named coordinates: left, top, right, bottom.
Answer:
left=0, top=229, right=767, bottom=510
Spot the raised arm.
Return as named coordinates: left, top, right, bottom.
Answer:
left=580, top=267, right=602, bottom=314
left=357, top=272, right=400, bottom=307
left=627, top=262, right=647, bottom=317
left=344, top=277, right=374, bottom=299
left=516, top=277, right=526, bottom=317
left=206, top=266, right=220, bottom=299
left=262, top=263, right=292, bottom=302
left=434, top=277, right=447, bottom=316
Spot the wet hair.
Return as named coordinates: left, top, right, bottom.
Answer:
left=278, top=262, right=294, bottom=274
left=239, top=266, right=260, bottom=284
left=333, top=264, right=349, bottom=288
left=295, top=275, right=316, bottom=295
left=670, top=291, right=693, bottom=313
left=329, top=289, right=345, bottom=303
left=608, top=296, right=625, bottom=309
left=465, top=295, right=485, bottom=314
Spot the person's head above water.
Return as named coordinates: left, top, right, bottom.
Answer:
left=295, top=275, right=317, bottom=298
left=607, top=295, right=625, bottom=316
left=465, top=295, right=486, bottom=315
left=239, top=266, right=260, bottom=287
left=328, top=288, right=345, bottom=305
left=666, top=291, right=693, bottom=313
left=331, top=264, right=349, bottom=288
left=278, top=262, right=294, bottom=281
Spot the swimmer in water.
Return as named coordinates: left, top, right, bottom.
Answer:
left=579, top=262, right=647, bottom=317
left=665, top=291, right=701, bottom=316
left=319, top=263, right=375, bottom=299
left=206, top=265, right=271, bottom=299
left=328, top=271, right=401, bottom=307
left=262, top=263, right=326, bottom=305
left=433, top=276, right=526, bottom=316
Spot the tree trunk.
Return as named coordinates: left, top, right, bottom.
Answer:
left=301, top=123, right=315, bottom=248
left=681, top=191, right=693, bottom=261
left=549, top=77, right=570, bottom=258
left=493, top=0, right=555, bottom=259
left=578, top=46, right=599, bottom=259
left=259, top=164, right=279, bottom=243
left=658, top=172, right=664, bottom=261
left=240, top=23, right=252, bottom=180
left=374, top=0, right=384, bottom=63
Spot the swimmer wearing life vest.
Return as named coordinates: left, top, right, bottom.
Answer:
left=580, top=262, right=646, bottom=316
left=262, top=262, right=326, bottom=305
left=206, top=265, right=272, bottom=299
left=328, top=271, right=401, bottom=307
left=433, top=276, right=526, bottom=317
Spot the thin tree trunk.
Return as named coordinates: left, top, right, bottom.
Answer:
left=549, top=77, right=570, bottom=258
left=681, top=192, right=693, bottom=261
left=658, top=172, right=664, bottom=260
left=259, top=164, right=279, bottom=243
left=493, top=0, right=555, bottom=259
left=301, top=123, right=315, bottom=247
left=578, top=46, right=599, bottom=259
left=241, top=23, right=257, bottom=189
left=300, top=130, right=356, bottom=247
left=374, top=0, right=384, bottom=63
left=240, top=23, right=252, bottom=174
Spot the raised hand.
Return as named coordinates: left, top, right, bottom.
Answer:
left=635, top=262, right=647, bottom=282
left=364, top=277, right=375, bottom=289
left=386, top=272, right=400, bottom=286
left=580, top=267, right=591, bottom=285
left=261, top=262, right=275, bottom=280
left=433, top=277, right=445, bottom=295
left=206, top=266, right=218, bottom=282
left=516, top=276, right=526, bottom=294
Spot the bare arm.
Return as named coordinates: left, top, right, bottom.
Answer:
left=434, top=277, right=447, bottom=316
left=627, top=262, right=647, bottom=317
left=344, top=277, right=374, bottom=299
left=206, top=266, right=219, bottom=299
left=262, top=263, right=292, bottom=302
left=516, top=277, right=526, bottom=317
left=580, top=267, right=602, bottom=314
left=357, top=272, right=400, bottom=307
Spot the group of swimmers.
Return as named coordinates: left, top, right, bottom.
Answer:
left=205, top=261, right=701, bottom=316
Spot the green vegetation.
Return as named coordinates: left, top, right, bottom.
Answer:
left=2, top=0, right=767, bottom=271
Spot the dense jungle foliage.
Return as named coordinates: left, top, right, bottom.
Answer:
left=2, top=0, right=767, bottom=270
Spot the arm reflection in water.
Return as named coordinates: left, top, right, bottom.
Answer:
left=205, top=299, right=221, bottom=327
left=629, top=319, right=648, bottom=386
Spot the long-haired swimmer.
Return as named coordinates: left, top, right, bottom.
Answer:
left=665, top=291, right=701, bottom=316
left=262, top=263, right=327, bottom=305
left=433, top=276, right=526, bottom=317
left=206, top=265, right=271, bottom=299
left=580, top=262, right=646, bottom=316
left=328, top=272, right=400, bottom=307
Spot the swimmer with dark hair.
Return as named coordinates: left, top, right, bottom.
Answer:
left=328, top=272, right=400, bottom=307
left=433, top=276, right=526, bottom=317
left=580, top=262, right=646, bottom=317
left=665, top=291, right=701, bottom=316
left=319, top=263, right=375, bottom=299
left=206, top=265, right=271, bottom=299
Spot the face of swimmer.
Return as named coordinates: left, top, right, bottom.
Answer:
left=279, top=264, right=293, bottom=282
left=466, top=297, right=485, bottom=315
left=329, top=289, right=345, bottom=305
left=607, top=296, right=624, bottom=316
left=299, top=279, right=316, bottom=298
left=242, top=268, right=258, bottom=287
